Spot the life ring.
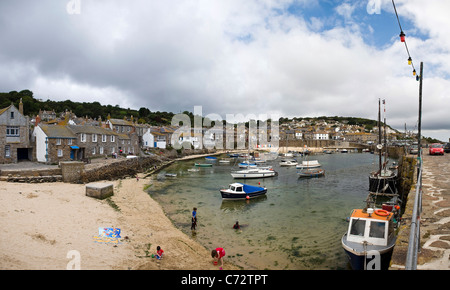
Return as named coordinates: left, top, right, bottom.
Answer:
left=374, top=209, right=389, bottom=216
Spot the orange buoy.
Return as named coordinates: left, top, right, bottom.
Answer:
left=374, top=209, right=389, bottom=216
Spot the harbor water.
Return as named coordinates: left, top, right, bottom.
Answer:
left=147, top=152, right=383, bottom=270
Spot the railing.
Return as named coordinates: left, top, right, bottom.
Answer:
left=405, top=154, right=423, bottom=270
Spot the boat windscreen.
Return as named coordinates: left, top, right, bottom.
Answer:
left=350, top=219, right=366, bottom=236
left=369, top=221, right=386, bottom=239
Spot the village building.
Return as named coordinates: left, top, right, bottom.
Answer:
left=33, top=124, right=77, bottom=163
left=0, top=100, right=33, bottom=163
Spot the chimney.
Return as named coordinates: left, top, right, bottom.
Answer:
left=19, top=98, right=23, bottom=115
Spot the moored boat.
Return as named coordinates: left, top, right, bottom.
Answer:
left=341, top=207, right=399, bottom=270
left=194, top=163, right=213, bottom=167
left=296, top=160, right=321, bottom=169
left=297, top=168, right=325, bottom=178
left=231, top=168, right=277, bottom=179
left=279, top=159, right=298, bottom=166
left=220, top=183, right=267, bottom=200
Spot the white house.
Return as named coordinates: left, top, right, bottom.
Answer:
left=313, top=132, right=329, bottom=140
left=142, top=128, right=166, bottom=149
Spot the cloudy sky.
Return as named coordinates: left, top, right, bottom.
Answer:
left=1, top=0, right=449, bottom=140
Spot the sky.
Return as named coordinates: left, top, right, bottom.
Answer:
left=1, top=0, right=449, bottom=141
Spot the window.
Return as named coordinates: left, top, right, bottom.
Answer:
left=5, top=145, right=11, bottom=157
left=57, top=149, right=63, bottom=157
left=6, top=126, right=20, bottom=137
left=68, top=139, right=72, bottom=145
left=56, top=138, right=61, bottom=145
left=80, top=133, right=86, bottom=142
left=102, top=135, right=107, bottom=142
left=111, top=135, right=115, bottom=142
left=369, top=221, right=385, bottom=239
left=92, top=147, right=96, bottom=155
left=99, top=147, right=104, bottom=154
left=10, top=112, right=14, bottom=119
left=92, top=134, right=97, bottom=142
left=350, top=219, right=366, bottom=236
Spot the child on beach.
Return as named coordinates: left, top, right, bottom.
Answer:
left=155, top=246, right=164, bottom=260
left=211, top=247, right=225, bottom=269
left=191, top=207, right=197, bottom=230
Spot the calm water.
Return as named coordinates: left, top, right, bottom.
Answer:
left=147, top=152, right=381, bottom=270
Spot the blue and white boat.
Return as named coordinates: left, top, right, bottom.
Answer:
left=220, top=183, right=267, bottom=200
left=205, top=156, right=217, bottom=161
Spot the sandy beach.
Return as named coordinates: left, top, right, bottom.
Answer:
left=0, top=171, right=240, bottom=270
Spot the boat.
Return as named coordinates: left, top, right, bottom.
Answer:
left=297, top=168, right=325, bottom=178
left=219, top=183, right=267, bottom=200
left=238, top=161, right=257, bottom=168
left=279, top=159, right=298, bottom=166
left=341, top=149, right=348, bottom=153
left=165, top=173, right=177, bottom=177
left=219, top=158, right=231, bottom=163
left=187, top=168, right=199, bottom=172
left=231, top=168, right=277, bottom=179
left=341, top=206, right=399, bottom=270
left=295, top=160, right=321, bottom=169
left=228, top=153, right=239, bottom=158
left=194, top=163, right=213, bottom=167
left=369, top=99, right=398, bottom=195
left=205, top=156, right=217, bottom=161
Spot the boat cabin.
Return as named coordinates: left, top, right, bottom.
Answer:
left=228, top=183, right=244, bottom=192
left=346, top=209, right=395, bottom=247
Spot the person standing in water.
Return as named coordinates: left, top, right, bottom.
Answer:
left=191, top=207, right=197, bottom=230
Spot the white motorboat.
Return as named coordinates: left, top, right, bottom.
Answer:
left=279, top=159, right=298, bottom=166
left=231, top=168, right=277, bottom=179
left=296, top=160, right=321, bottom=169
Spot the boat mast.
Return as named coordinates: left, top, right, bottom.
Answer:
left=378, top=99, right=382, bottom=174
left=383, top=99, right=387, bottom=171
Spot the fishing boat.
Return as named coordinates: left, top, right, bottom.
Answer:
left=220, top=183, right=267, bottom=200
left=341, top=206, right=399, bottom=270
left=231, top=167, right=277, bottom=179
left=194, top=163, right=213, bottom=167
left=279, top=159, right=298, bottom=166
left=296, top=160, right=321, bottom=169
left=369, top=99, right=398, bottom=195
left=297, top=168, right=325, bottom=178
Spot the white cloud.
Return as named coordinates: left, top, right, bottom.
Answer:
left=0, top=0, right=449, bottom=141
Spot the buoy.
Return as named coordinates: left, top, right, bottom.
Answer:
left=374, top=209, right=389, bottom=216
left=246, top=195, right=250, bottom=200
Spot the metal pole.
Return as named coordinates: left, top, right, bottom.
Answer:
left=406, top=62, right=423, bottom=270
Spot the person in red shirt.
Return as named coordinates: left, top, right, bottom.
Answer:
left=156, top=246, right=164, bottom=260
left=211, top=247, right=226, bottom=269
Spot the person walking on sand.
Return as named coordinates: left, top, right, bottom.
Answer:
left=211, top=247, right=226, bottom=269
left=191, top=207, right=197, bottom=230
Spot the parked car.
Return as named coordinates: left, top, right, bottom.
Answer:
left=444, top=143, right=450, bottom=153
left=429, top=143, right=444, bottom=155
left=409, top=144, right=419, bottom=155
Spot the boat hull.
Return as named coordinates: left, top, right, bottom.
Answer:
left=195, top=163, right=213, bottom=167
left=298, top=169, right=325, bottom=178
left=341, top=234, right=396, bottom=270
left=231, top=171, right=277, bottom=179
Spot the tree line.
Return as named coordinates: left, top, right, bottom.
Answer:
left=1, top=90, right=175, bottom=125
